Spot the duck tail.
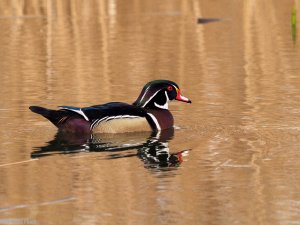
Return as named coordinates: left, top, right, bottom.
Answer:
left=29, top=106, right=69, bottom=127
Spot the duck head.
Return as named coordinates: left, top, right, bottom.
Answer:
left=133, top=80, right=191, bottom=109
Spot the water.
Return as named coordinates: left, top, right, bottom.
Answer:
left=1, top=1, right=300, bottom=224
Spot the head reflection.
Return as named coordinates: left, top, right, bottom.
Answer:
left=31, top=128, right=188, bottom=169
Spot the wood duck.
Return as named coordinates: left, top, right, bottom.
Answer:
left=29, top=80, right=191, bottom=134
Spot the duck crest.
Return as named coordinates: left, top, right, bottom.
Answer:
left=133, top=80, right=179, bottom=109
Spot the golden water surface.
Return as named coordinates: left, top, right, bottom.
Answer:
left=0, top=1, right=300, bottom=225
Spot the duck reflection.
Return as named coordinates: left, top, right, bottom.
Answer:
left=31, top=128, right=188, bottom=169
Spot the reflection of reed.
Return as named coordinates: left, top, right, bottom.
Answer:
left=243, top=0, right=299, bottom=123
left=243, top=1, right=300, bottom=224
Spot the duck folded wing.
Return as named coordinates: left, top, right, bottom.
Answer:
left=59, top=102, right=148, bottom=122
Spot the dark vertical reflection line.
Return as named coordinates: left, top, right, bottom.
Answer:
left=46, top=0, right=54, bottom=98
left=99, top=0, right=111, bottom=99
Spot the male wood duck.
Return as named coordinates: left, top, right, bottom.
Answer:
left=29, top=80, right=191, bottom=134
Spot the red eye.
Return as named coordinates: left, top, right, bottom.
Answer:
left=167, top=86, right=173, bottom=91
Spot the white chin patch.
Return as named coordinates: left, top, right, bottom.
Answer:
left=154, top=102, right=168, bottom=110
left=154, top=91, right=169, bottom=109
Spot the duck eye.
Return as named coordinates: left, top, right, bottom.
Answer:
left=167, top=86, right=173, bottom=91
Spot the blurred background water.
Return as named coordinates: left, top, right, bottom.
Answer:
left=0, top=1, right=300, bottom=224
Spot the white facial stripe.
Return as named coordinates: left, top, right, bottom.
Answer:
left=142, top=89, right=161, bottom=108
left=165, top=91, right=170, bottom=102
left=139, top=86, right=151, bottom=105
left=147, top=113, right=161, bottom=130
left=141, top=83, right=179, bottom=108
left=154, top=102, right=168, bottom=109
left=172, top=84, right=178, bottom=90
